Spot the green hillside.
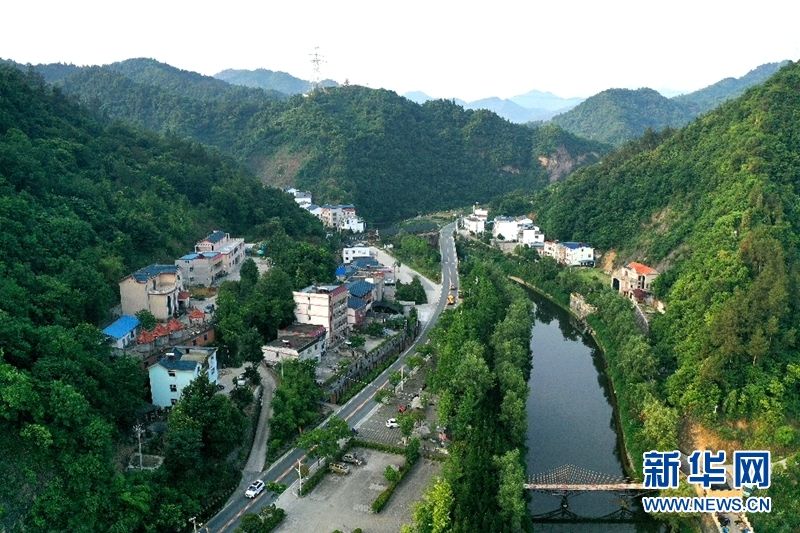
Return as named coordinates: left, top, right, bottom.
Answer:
left=551, top=62, right=788, bottom=146
left=536, top=60, right=800, bottom=435
left=550, top=87, right=691, bottom=145
left=0, top=64, right=327, bottom=531
left=674, top=60, right=788, bottom=114
left=14, top=59, right=608, bottom=224
left=534, top=60, right=800, bottom=526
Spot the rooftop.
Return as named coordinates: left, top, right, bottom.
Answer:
left=627, top=262, right=659, bottom=276
left=202, top=230, right=227, bottom=244
left=266, top=324, right=326, bottom=352
left=297, top=284, right=347, bottom=296
left=130, top=264, right=178, bottom=283
left=348, top=297, right=367, bottom=310
left=102, top=315, right=140, bottom=340
left=156, top=346, right=216, bottom=372
left=179, top=251, right=221, bottom=261
left=347, top=280, right=374, bottom=298
left=562, top=242, right=591, bottom=250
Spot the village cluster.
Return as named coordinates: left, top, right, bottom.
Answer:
left=461, top=205, right=662, bottom=307
left=97, top=189, right=398, bottom=409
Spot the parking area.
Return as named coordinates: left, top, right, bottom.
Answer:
left=275, top=448, right=441, bottom=533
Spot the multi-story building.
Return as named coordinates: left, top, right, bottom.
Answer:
left=340, top=216, right=366, bottom=233
left=541, top=241, right=594, bottom=266
left=319, top=204, right=357, bottom=229
left=612, top=262, right=659, bottom=299
left=119, top=264, right=183, bottom=320
left=292, top=284, right=349, bottom=344
left=493, top=216, right=520, bottom=241
left=261, top=324, right=327, bottom=365
left=148, top=346, right=218, bottom=407
left=463, top=215, right=485, bottom=234
left=175, top=251, right=224, bottom=287
left=194, top=230, right=245, bottom=274
left=342, top=246, right=373, bottom=264
left=472, top=205, right=489, bottom=221
left=520, top=224, right=545, bottom=247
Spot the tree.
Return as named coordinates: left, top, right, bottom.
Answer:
left=135, top=309, right=157, bottom=331
left=239, top=258, right=259, bottom=294
left=399, top=412, right=416, bottom=442
left=348, top=334, right=365, bottom=349
left=297, top=416, right=350, bottom=463
left=408, top=477, right=453, bottom=533
left=384, top=465, right=400, bottom=483
left=494, top=449, right=527, bottom=532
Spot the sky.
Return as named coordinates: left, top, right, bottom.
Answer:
left=3, top=0, right=799, bottom=101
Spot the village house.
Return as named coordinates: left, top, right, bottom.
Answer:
left=347, top=297, right=368, bottom=327
left=541, top=241, right=595, bottom=266
left=194, top=230, right=245, bottom=274
left=286, top=188, right=313, bottom=208
left=292, top=284, right=349, bottom=343
left=102, top=315, right=140, bottom=350
left=520, top=223, right=545, bottom=247
left=261, top=324, right=327, bottom=365
left=319, top=204, right=356, bottom=228
left=342, top=245, right=373, bottom=264
left=463, top=215, right=485, bottom=234
left=493, top=216, right=520, bottom=241
left=148, top=346, right=218, bottom=407
left=347, top=280, right=375, bottom=309
left=175, top=251, right=224, bottom=287
left=612, top=262, right=659, bottom=300
left=119, top=264, right=184, bottom=321
left=472, top=205, right=489, bottom=221
left=340, top=215, right=366, bottom=233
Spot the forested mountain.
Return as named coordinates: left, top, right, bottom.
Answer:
left=534, top=61, right=800, bottom=462
left=673, top=60, right=788, bottom=115
left=215, top=67, right=338, bottom=94
left=0, top=64, right=328, bottom=530
left=462, top=96, right=552, bottom=123
left=551, top=61, right=788, bottom=145
left=550, top=87, right=692, bottom=145
left=10, top=58, right=608, bottom=224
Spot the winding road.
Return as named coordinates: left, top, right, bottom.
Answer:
left=205, top=221, right=458, bottom=532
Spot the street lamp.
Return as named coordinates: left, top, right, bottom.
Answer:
left=133, top=423, right=144, bottom=470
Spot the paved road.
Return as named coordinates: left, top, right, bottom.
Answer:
left=205, top=221, right=458, bottom=532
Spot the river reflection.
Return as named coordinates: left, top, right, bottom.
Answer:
left=526, top=292, right=662, bottom=532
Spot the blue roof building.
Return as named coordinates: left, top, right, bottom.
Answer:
left=102, top=315, right=140, bottom=349
left=347, top=280, right=374, bottom=299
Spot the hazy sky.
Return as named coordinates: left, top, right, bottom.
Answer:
left=3, top=0, right=799, bottom=100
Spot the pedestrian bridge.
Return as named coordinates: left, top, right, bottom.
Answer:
left=525, top=464, right=649, bottom=494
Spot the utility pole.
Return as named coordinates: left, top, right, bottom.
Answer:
left=400, top=366, right=404, bottom=392
left=133, top=423, right=144, bottom=469
left=189, top=516, right=197, bottom=533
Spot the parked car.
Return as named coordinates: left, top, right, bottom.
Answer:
left=342, top=453, right=363, bottom=466
left=329, top=462, right=350, bottom=475
left=385, top=418, right=399, bottom=428
left=244, top=479, right=265, bottom=498
left=235, top=373, right=247, bottom=387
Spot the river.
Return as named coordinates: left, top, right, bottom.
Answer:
left=525, top=291, right=662, bottom=531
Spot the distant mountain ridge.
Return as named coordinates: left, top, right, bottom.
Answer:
left=215, top=68, right=338, bottom=95
left=402, top=89, right=584, bottom=123
left=550, top=61, right=788, bottom=145
left=6, top=57, right=608, bottom=224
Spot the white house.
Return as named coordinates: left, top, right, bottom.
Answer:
left=340, top=216, right=366, bottom=233
left=293, top=284, right=349, bottom=343
left=102, top=315, right=140, bottom=349
left=562, top=242, right=595, bottom=266
left=148, top=346, right=218, bottom=407
left=520, top=224, right=545, bottom=247
left=342, top=245, right=373, bottom=264
left=262, top=324, right=327, bottom=365
left=493, top=217, right=521, bottom=241
left=472, top=205, right=489, bottom=221
left=194, top=230, right=245, bottom=274
left=463, top=215, right=485, bottom=234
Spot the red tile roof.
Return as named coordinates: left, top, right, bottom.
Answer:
left=137, top=330, right=156, bottom=344
left=627, top=262, right=658, bottom=276
left=178, top=291, right=191, bottom=301
left=167, top=319, right=184, bottom=332
left=189, top=309, right=206, bottom=320
left=152, top=324, right=170, bottom=338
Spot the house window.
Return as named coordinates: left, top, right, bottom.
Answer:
left=168, top=371, right=176, bottom=378
left=169, top=384, right=178, bottom=392
left=171, top=398, right=177, bottom=405
left=203, top=334, right=208, bottom=341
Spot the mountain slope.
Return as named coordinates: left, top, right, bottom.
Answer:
left=550, top=87, right=691, bottom=145
left=215, top=67, right=337, bottom=94
left=674, top=60, right=788, bottom=114
left=18, top=59, right=608, bottom=224
left=534, top=61, right=800, bottom=436
left=0, top=64, right=328, bottom=531
left=462, top=96, right=552, bottom=123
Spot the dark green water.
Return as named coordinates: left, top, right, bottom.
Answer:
left=525, top=292, right=662, bottom=532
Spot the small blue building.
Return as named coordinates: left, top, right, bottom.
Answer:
left=102, top=315, right=140, bottom=349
